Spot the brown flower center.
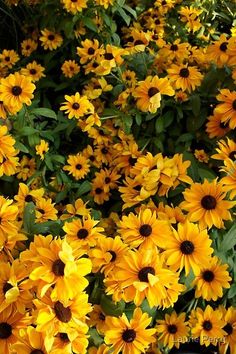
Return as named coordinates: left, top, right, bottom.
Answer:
left=168, top=324, right=178, bottom=334
left=95, top=187, right=103, bottom=194
left=148, top=87, right=159, bottom=97
left=108, top=250, right=117, bottom=262
left=3, top=282, right=13, bottom=294
left=99, top=312, right=105, bottom=321
left=219, top=42, right=228, bottom=52
left=48, top=34, right=55, bottom=41
left=139, top=224, right=152, bottom=237
left=128, top=156, right=137, bottom=166
left=202, top=270, right=214, bottom=282
left=30, top=69, right=37, bottom=75
left=122, top=329, right=136, bottom=343
left=52, top=259, right=65, bottom=276
left=12, top=86, right=22, bottom=96
left=5, top=56, right=10, bottom=61
left=170, top=44, right=178, bottom=51
left=134, top=39, right=144, bottom=45
left=105, top=177, right=111, bottom=184
left=179, top=68, right=190, bottom=78
left=26, top=45, right=30, bottom=50
left=0, top=322, right=12, bottom=339
left=155, top=19, right=160, bottom=25
left=25, top=195, right=34, bottom=202
left=77, top=228, right=89, bottom=239
left=88, top=47, right=95, bottom=55
left=54, top=301, right=72, bottom=323
left=38, top=208, right=45, bottom=214
left=59, top=332, right=70, bottom=342
left=30, top=350, right=44, bottom=354
left=101, top=147, right=108, bottom=154
left=104, top=53, right=114, bottom=60
left=76, top=163, right=82, bottom=170
left=180, top=240, right=194, bottom=255
left=232, top=100, right=236, bottom=110
left=229, top=151, right=236, bottom=160
left=223, top=323, right=233, bottom=335
left=138, top=266, right=155, bottom=282
left=72, top=102, right=80, bottom=110
left=203, top=320, right=212, bottom=331
left=201, top=195, right=217, bottom=210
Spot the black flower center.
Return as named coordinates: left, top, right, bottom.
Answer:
left=26, top=45, right=30, bottom=50
left=179, top=68, right=190, bottom=78
left=122, top=329, right=136, bottom=343
left=76, top=163, right=82, bottom=170
left=48, top=34, right=55, bottom=41
left=5, top=56, right=10, bottom=62
left=12, top=86, right=22, bottom=96
left=105, top=177, right=111, bottom=184
left=108, top=250, right=117, bottom=262
left=138, top=266, right=155, bottom=282
left=155, top=19, right=160, bottom=25
left=92, top=62, right=98, bottom=68
left=219, top=121, right=228, bottom=128
left=72, top=102, right=80, bottom=110
left=203, top=320, right=212, bottom=331
left=148, top=87, right=159, bottom=97
left=223, top=323, right=233, bottom=335
left=104, top=53, right=114, bottom=60
left=128, top=156, right=137, bottom=166
left=170, top=44, right=178, bottom=51
left=30, top=350, right=44, bottom=354
left=139, top=224, right=152, bottom=237
left=180, top=240, right=195, bottom=255
left=220, top=42, right=228, bottom=52
left=99, top=312, right=105, bottom=321
left=77, top=228, right=89, bottom=239
left=89, top=155, right=95, bottom=162
left=168, top=324, right=178, bottom=334
left=202, top=270, right=214, bottom=282
left=201, top=195, right=217, bottom=210
left=232, top=100, right=236, bottom=110
left=54, top=301, right=72, bottom=323
left=38, top=208, right=45, bottom=214
left=25, top=195, right=34, bottom=203
left=134, top=39, right=144, bottom=45
left=88, top=47, right=95, bottom=55
left=95, top=187, right=103, bottom=194
left=229, top=151, right=236, bottom=160
left=3, top=282, right=13, bottom=294
left=30, top=69, right=37, bottom=75
left=52, top=259, right=65, bottom=276
left=101, top=147, right=108, bottom=154
left=59, top=332, right=70, bottom=342
left=0, top=322, right=12, bottom=339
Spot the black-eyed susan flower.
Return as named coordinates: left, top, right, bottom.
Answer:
left=178, top=6, right=203, bottom=33
left=132, top=75, right=174, bottom=113
left=0, top=49, right=19, bottom=69
left=88, top=304, right=109, bottom=335
left=219, top=307, right=236, bottom=354
left=14, top=182, right=44, bottom=214
left=167, top=64, right=203, bottom=92
left=104, top=308, right=156, bottom=354
left=194, top=149, right=209, bottom=163
left=0, top=125, right=16, bottom=159
left=113, top=248, right=185, bottom=308
left=215, top=89, right=236, bottom=129
left=118, top=208, right=172, bottom=249
left=91, top=180, right=110, bottom=205
left=16, top=155, right=36, bottom=181
left=162, top=221, right=213, bottom=275
left=212, top=138, right=236, bottom=162
left=220, top=158, right=236, bottom=199
left=0, top=196, right=18, bottom=249
left=0, top=152, right=19, bottom=177
left=88, top=344, right=110, bottom=354
left=181, top=179, right=236, bottom=229
left=158, top=39, right=190, bottom=63
left=21, top=61, right=45, bottom=82
left=11, top=326, right=50, bottom=354
left=192, top=256, right=231, bottom=301
left=60, top=92, right=94, bottom=119
left=51, top=326, right=89, bottom=353
left=206, top=34, right=230, bottom=67
left=63, top=153, right=90, bottom=180
left=60, top=198, right=90, bottom=220
left=206, top=113, right=230, bottom=139
left=191, top=305, right=226, bottom=347
left=35, top=197, right=58, bottom=222
left=156, top=312, right=189, bottom=349
left=94, top=0, right=113, bottom=9
left=0, top=72, right=36, bottom=112
left=21, top=38, right=38, bottom=57
left=39, top=29, right=63, bottom=51
left=62, top=0, right=88, bottom=14
left=61, top=60, right=80, bottom=78
left=35, top=139, right=49, bottom=160
left=77, top=39, right=102, bottom=65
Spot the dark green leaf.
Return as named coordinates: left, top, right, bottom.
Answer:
left=31, top=108, right=57, bottom=120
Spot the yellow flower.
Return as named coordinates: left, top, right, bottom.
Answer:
left=194, top=149, right=209, bottom=163
left=0, top=196, right=18, bottom=249
left=60, top=92, right=94, bottom=119
left=35, top=197, right=58, bottom=222
left=0, top=49, right=19, bottom=69
left=63, top=153, right=90, bottom=180
left=39, top=29, right=63, bottom=51
left=167, top=64, right=203, bottom=92
left=219, top=307, right=236, bottom=354
left=61, top=60, right=80, bottom=78
left=21, top=61, right=45, bottom=82
left=94, top=0, right=113, bottom=9
left=35, top=139, right=49, bottom=160
left=62, top=0, right=88, bottom=14
left=21, top=38, right=38, bottom=57
left=215, top=89, right=236, bottom=129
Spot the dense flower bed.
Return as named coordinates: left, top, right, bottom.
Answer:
left=0, top=0, right=236, bottom=353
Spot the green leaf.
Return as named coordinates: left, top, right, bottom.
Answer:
left=123, top=115, right=132, bottom=134
left=198, top=167, right=216, bottom=181
left=44, top=156, right=54, bottom=171
left=14, top=141, right=29, bottom=153
left=122, top=4, right=137, bottom=19
left=190, top=95, right=201, bottom=116
left=83, top=17, right=97, bottom=32
left=228, top=284, right=236, bottom=299
left=220, top=223, right=236, bottom=252
left=76, top=181, right=91, bottom=197
left=19, top=127, right=38, bottom=136
left=116, top=7, right=131, bottom=26
left=23, top=202, right=36, bottom=236
left=155, top=116, right=164, bottom=133
left=101, top=294, right=125, bottom=317
left=31, top=108, right=57, bottom=120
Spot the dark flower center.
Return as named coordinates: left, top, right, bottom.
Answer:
left=203, top=320, right=212, bottom=331
left=202, top=270, right=214, bottom=282
left=168, top=324, right=178, bottom=334
left=220, top=42, right=228, bottom=52
left=30, top=69, right=37, bottom=75
left=54, top=301, right=72, bottom=323
left=72, top=102, right=80, bottom=110
left=122, top=329, right=136, bottom=343
left=48, top=34, right=55, bottom=41
left=223, top=323, right=233, bottom=335
left=105, top=177, right=111, bottom=184
left=139, top=224, right=152, bottom=237
left=30, top=350, right=44, bottom=354
left=59, top=332, right=70, bottom=342
left=179, top=68, right=190, bottom=78
left=219, top=121, right=228, bottom=128
left=180, top=240, right=195, bottom=255
left=89, top=155, right=95, bottom=162
left=99, top=312, right=105, bottom=321
left=52, top=259, right=65, bottom=276
left=101, top=147, right=108, bottom=154
left=133, top=184, right=141, bottom=191
left=88, top=47, right=95, bottom=55
left=229, top=151, right=236, bottom=160
left=201, top=195, right=217, bottom=210
left=104, top=53, right=114, bottom=60
left=138, top=266, right=155, bottom=282
left=26, top=45, right=30, bottom=50
left=155, top=19, right=160, bottom=25
left=95, top=187, right=103, bottom=194
left=5, top=56, right=10, bottom=61
left=77, top=228, right=89, bottom=239
left=38, top=208, right=45, bottom=214
left=148, top=87, right=159, bottom=97
left=108, top=250, right=117, bottom=262
left=134, top=39, right=144, bottom=45
left=0, top=322, right=12, bottom=339
left=3, top=282, right=13, bottom=294
left=162, top=0, right=167, bottom=4
left=128, top=156, right=137, bottom=166
left=170, top=44, right=178, bottom=51
left=92, top=62, right=98, bottom=68
left=25, top=195, right=34, bottom=203
left=76, top=163, right=82, bottom=170
left=12, top=86, right=22, bottom=96
left=232, top=100, right=236, bottom=110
